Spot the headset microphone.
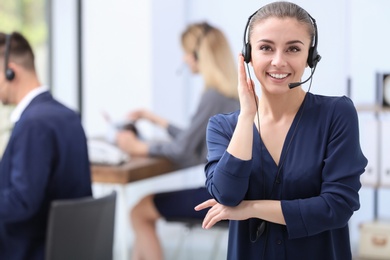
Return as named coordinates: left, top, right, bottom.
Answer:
left=288, top=57, right=321, bottom=89
left=288, top=77, right=312, bottom=89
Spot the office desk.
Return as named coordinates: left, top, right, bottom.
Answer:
left=91, top=157, right=177, bottom=184
left=91, top=157, right=178, bottom=260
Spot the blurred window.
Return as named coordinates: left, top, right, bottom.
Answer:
left=0, top=0, right=48, bottom=157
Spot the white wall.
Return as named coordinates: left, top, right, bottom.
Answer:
left=82, top=0, right=153, bottom=138
left=150, top=0, right=188, bottom=128
left=349, top=0, right=390, bottom=104
left=51, top=0, right=79, bottom=111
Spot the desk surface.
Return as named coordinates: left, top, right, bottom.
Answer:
left=91, top=157, right=178, bottom=184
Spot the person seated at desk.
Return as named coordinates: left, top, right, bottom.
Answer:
left=115, top=22, right=240, bottom=260
left=0, top=32, right=92, bottom=260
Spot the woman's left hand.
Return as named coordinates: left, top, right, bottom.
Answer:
left=195, top=199, right=251, bottom=229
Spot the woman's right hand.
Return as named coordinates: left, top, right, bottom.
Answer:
left=195, top=199, right=252, bottom=229
left=127, top=109, right=168, bottom=128
left=225, top=54, right=258, bottom=160
left=127, top=109, right=152, bottom=122
left=237, top=54, right=258, bottom=119
left=116, top=130, right=148, bottom=156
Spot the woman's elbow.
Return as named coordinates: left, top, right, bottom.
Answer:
left=207, top=183, right=245, bottom=206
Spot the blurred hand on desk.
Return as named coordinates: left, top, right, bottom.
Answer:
left=117, top=109, right=169, bottom=157
left=116, top=130, right=148, bottom=157
left=127, top=109, right=169, bottom=129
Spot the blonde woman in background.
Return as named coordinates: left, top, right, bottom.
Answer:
left=116, top=22, right=239, bottom=260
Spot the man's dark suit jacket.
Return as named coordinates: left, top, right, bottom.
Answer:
left=0, top=91, right=92, bottom=260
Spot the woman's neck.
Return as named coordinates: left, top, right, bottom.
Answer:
left=259, top=89, right=306, bottom=121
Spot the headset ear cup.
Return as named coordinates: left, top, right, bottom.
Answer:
left=243, top=43, right=252, bottom=63
left=307, top=47, right=321, bottom=69
left=307, top=47, right=315, bottom=68
left=5, top=68, right=15, bottom=81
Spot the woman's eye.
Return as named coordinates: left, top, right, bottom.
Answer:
left=288, top=46, right=301, bottom=52
left=260, top=45, right=272, bottom=51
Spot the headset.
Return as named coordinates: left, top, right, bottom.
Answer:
left=4, top=33, right=15, bottom=81
left=193, top=22, right=213, bottom=61
left=242, top=10, right=321, bottom=70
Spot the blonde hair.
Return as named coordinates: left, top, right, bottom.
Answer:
left=181, top=22, right=238, bottom=99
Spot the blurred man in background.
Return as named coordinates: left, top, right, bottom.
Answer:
left=0, top=31, right=92, bottom=260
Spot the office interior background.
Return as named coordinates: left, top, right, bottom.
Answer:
left=1, top=0, right=390, bottom=259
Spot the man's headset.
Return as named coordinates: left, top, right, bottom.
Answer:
left=193, top=22, right=213, bottom=61
left=241, top=10, right=321, bottom=88
left=4, top=33, right=15, bottom=81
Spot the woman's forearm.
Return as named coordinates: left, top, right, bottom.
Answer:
left=249, top=200, right=286, bottom=225
left=227, top=114, right=254, bottom=160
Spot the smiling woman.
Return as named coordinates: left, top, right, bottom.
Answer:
left=0, top=0, right=48, bottom=158
left=194, top=2, right=368, bottom=260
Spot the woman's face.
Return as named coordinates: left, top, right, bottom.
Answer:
left=183, top=51, right=199, bottom=74
left=250, top=17, right=311, bottom=94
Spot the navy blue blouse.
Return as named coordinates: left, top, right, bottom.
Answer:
left=204, top=93, right=368, bottom=260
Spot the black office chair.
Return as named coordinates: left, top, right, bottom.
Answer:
left=165, top=217, right=229, bottom=260
left=45, top=191, right=117, bottom=260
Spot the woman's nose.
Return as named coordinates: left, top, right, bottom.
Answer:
left=271, top=51, right=287, bottom=67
